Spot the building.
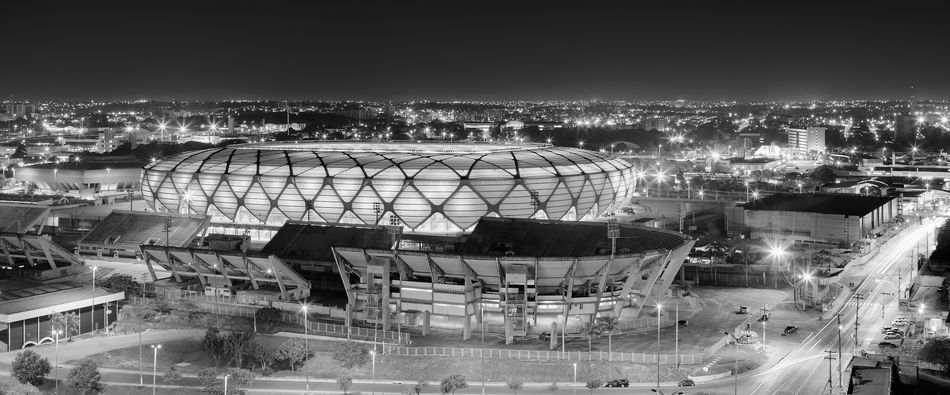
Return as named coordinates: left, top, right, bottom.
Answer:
left=894, top=114, right=917, bottom=138
left=77, top=211, right=211, bottom=258
left=0, top=280, right=123, bottom=351
left=642, top=118, right=669, bottom=132
left=726, top=193, right=898, bottom=245
left=96, top=130, right=121, bottom=153
left=257, top=218, right=693, bottom=341
left=724, top=157, right=782, bottom=174
left=4, top=102, right=36, bottom=117
left=787, top=127, right=826, bottom=152
left=142, top=142, right=636, bottom=238
left=16, top=156, right=142, bottom=198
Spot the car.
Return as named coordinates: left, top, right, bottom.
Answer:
left=738, top=306, right=749, bottom=314
left=758, top=313, right=771, bottom=322
left=604, top=379, right=629, bottom=388
left=884, top=333, right=903, bottom=340
left=892, top=321, right=909, bottom=327
left=782, top=325, right=799, bottom=336
left=881, top=326, right=894, bottom=334
left=878, top=341, right=899, bottom=349
left=678, top=320, right=689, bottom=326
left=677, top=379, right=695, bottom=387
left=538, top=332, right=551, bottom=341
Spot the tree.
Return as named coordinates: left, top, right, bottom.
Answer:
left=196, top=368, right=218, bottom=388
left=333, top=341, right=371, bottom=369
left=251, top=342, right=275, bottom=372
left=440, top=375, right=468, bottom=395
left=202, top=327, right=227, bottom=367
left=585, top=378, right=603, bottom=394
left=99, top=273, right=141, bottom=296
left=580, top=321, right=600, bottom=359
left=163, top=366, right=182, bottom=384
left=67, top=360, right=104, bottom=395
left=919, top=337, right=950, bottom=370
left=338, top=376, right=353, bottom=395
left=275, top=339, right=312, bottom=372
left=11, top=144, right=27, bottom=159
left=597, top=315, right=621, bottom=358
left=413, top=380, right=429, bottom=395
left=506, top=380, right=523, bottom=395
left=0, top=376, right=41, bottom=395
left=222, top=367, right=255, bottom=394
left=809, top=165, right=836, bottom=184
left=547, top=382, right=559, bottom=392
left=11, top=350, right=51, bottom=386
left=224, top=330, right=256, bottom=368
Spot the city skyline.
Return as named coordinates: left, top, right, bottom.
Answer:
left=3, top=0, right=950, bottom=102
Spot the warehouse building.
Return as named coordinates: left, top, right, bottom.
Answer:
left=726, top=193, right=899, bottom=245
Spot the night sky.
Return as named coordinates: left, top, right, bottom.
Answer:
left=2, top=1, right=948, bottom=102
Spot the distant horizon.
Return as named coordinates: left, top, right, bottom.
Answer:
left=1, top=97, right=943, bottom=104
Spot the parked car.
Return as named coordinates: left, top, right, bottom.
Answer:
left=678, top=320, right=689, bottom=326
left=881, top=326, right=894, bottom=334
left=538, top=331, right=551, bottom=341
left=677, top=379, right=695, bottom=387
left=605, top=379, right=629, bottom=388
left=738, top=306, right=749, bottom=314
left=884, top=333, right=903, bottom=340
left=878, top=341, right=899, bottom=349
left=782, top=325, right=798, bottom=336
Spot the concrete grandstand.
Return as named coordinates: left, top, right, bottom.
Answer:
left=76, top=211, right=211, bottom=258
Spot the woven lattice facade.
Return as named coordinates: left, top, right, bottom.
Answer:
left=142, top=142, right=636, bottom=233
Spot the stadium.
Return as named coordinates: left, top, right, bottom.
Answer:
left=142, top=142, right=636, bottom=237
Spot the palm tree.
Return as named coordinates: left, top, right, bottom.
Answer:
left=580, top=321, right=600, bottom=360
left=596, top=315, right=620, bottom=360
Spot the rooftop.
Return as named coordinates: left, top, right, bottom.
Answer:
left=235, top=141, right=552, bottom=154
left=262, top=221, right=393, bottom=262
left=0, top=204, right=51, bottom=233
left=742, top=193, right=894, bottom=216
left=0, top=279, right=123, bottom=321
left=459, top=217, right=688, bottom=257
left=78, top=211, right=210, bottom=249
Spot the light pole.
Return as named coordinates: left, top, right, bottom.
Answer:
left=91, top=265, right=98, bottom=332
left=371, top=350, right=377, bottom=395
left=151, top=344, right=162, bottom=395
left=53, top=329, right=62, bottom=394
left=836, top=314, right=843, bottom=393
left=139, top=328, right=152, bottom=386
left=725, top=332, right=741, bottom=395
left=572, top=363, right=577, bottom=395
left=761, top=321, right=766, bottom=351
left=223, top=373, right=229, bottom=395
left=674, top=299, right=679, bottom=368
left=656, top=303, right=662, bottom=391
left=301, top=304, right=310, bottom=395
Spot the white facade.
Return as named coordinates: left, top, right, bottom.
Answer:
left=787, top=127, right=826, bottom=152
left=143, top=142, right=636, bottom=233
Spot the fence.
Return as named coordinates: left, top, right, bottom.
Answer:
left=381, top=343, right=707, bottom=365
left=130, top=295, right=411, bottom=345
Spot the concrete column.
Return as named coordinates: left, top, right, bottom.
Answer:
left=463, top=305, right=472, bottom=340
left=550, top=322, right=558, bottom=350
left=422, top=310, right=430, bottom=336
left=505, top=319, right=513, bottom=344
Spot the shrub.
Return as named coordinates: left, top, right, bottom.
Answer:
left=333, top=341, right=371, bottom=369
left=11, top=350, right=51, bottom=386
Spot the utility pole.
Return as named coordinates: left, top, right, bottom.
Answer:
left=836, top=314, right=843, bottom=392
left=854, top=293, right=864, bottom=353
left=607, top=220, right=620, bottom=259
left=824, top=350, right=836, bottom=395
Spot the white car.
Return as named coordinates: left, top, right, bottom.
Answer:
left=884, top=333, right=903, bottom=340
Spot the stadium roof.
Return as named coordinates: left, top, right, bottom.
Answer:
left=0, top=204, right=50, bottom=233
left=78, top=211, right=210, bottom=249
left=741, top=193, right=894, bottom=216
left=459, top=217, right=688, bottom=257
left=262, top=221, right=393, bottom=262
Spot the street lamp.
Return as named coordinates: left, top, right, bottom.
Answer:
left=371, top=349, right=377, bottom=395
left=572, top=363, right=577, bottom=395
left=725, top=331, right=741, bottom=395
left=91, top=265, right=98, bottom=332
left=53, top=329, right=62, bottom=394
left=656, top=303, right=662, bottom=391
left=223, top=373, right=230, bottom=395
left=300, top=303, right=310, bottom=395
left=151, top=344, right=162, bottom=395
